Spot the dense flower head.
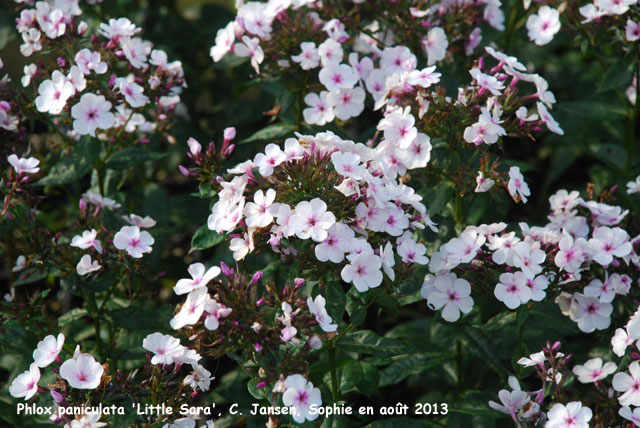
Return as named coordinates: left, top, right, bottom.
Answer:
left=424, top=188, right=638, bottom=330
left=201, top=131, right=433, bottom=292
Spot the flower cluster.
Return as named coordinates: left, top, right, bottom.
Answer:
left=4, top=0, right=185, bottom=143
left=422, top=188, right=638, bottom=329
left=199, top=131, right=433, bottom=292
left=168, top=262, right=327, bottom=423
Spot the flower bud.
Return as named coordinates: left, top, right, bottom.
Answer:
left=178, top=165, right=190, bottom=176
left=223, top=127, right=236, bottom=142
left=187, top=137, right=201, bottom=156
left=250, top=271, right=263, bottom=285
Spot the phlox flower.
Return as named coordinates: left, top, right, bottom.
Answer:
left=122, top=214, right=157, bottom=228
left=588, top=226, right=632, bottom=266
left=537, top=102, right=564, bottom=135
left=613, top=361, right=640, bottom=406
left=488, top=376, right=529, bottom=422
left=234, top=36, right=264, bottom=74
left=326, top=86, right=366, bottom=120
left=341, top=253, right=383, bottom=292
left=526, top=6, right=561, bottom=46
left=572, top=358, right=616, bottom=383
left=377, top=107, right=417, bottom=149
left=254, top=144, right=287, bottom=177
left=319, top=61, right=358, bottom=92
left=69, top=413, right=106, bottom=428
left=307, top=295, right=338, bottom=332
left=71, top=229, right=103, bottom=253
left=210, top=22, right=236, bottom=62
left=32, top=333, right=64, bottom=368
left=292, top=42, right=320, bottom=70
left=121, top=37, right=151, bottom=68
left=512, top=241, right=545, bottom=278
left=314, top=222, right=354, bottom=263
left=526, top=275, right=549, bottom=301
left=554, top=234, right=586, bottom=273
left=584, top=275, right=616, bottom=303
left=99, top=17, right=141, bottom=41
left=398, top=133, right=432, bottom=169
left=425, top=274, right=474, bottom=322
left=380, top=243, right=396, bottom=281
left=303, top=91, right=335, bottom=125
left=35, top=70, right=74, bottom=115
left=475, top=171, right=495, bottom=192
left=444, top=229, right=486, bottom=263
left=71, top=93, right=116, bottom=137
left=317, top=38, right=343, bottom=65
left=7, top=154, right=40, bottom=175
left=494, top=272, right=531, bottom=309
left=76, top=254, right=101, bottom=276
left=184, top=364, right=213, bottom=392
left=174, top=263, right=221, bottom=295
left=9, top=363, right=40, bottom=400
left=517, top=351, right=545, bottom=367
left=170, top=288, right=209, bottom=330
left=229, top=228, right=255, bottom=260
left=67, top=65, right=87, bottom=92
left=380, top=46, right=417, bottom=74
left=469, top=69, right=505, bottom=96
left=115, top=77, right=149, bottom=108
left=572, top=293, right=612, bottom=333
left=627, top=175, right=640, bottom=194
left=507, top=167, right=531, bottom=204
left=282, top=374, right=322, bottom=424
left=74, top=49, right=108, bottom=75
left=20, top=28, right=42, bottom=57
left=113, top=225, right=154, bottom=258
left=289, top=199, right=336, bottom=242
left=59, top=353, right=103, bottom=389
left=331, top=151, right=365, bottom=180
left=397, top=237, right=429, bottom=265
left=620, top=406, right=640, bottom=425
left=408, top=66, right=441, bottom=88
left=244, top=189, right=277, bottom=228
left=142, top=332, right=185, bottom=365
left=203, top=298, right=232, bottom=331
left=422, top=27, right=448, bottom=65
left=544, top=402, right=592, bottom=428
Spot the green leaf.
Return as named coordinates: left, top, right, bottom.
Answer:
left=598, top=61, right=634, bottom=93
left=109, top=305, right=174, bottom=332
left=556, top=101, right=627, bottom=121
left=346, top=291, right=366, bottom=326
left=325, top=282, right=346, bottom=324
left=449, top=400, right=502, bottom=419
left=240, top=123, right=297, bottom=143
left=106, top=147, right=168, bottom=169
left=58, top=308, right=88, bottom=327
left=39, top=138, right=101, bottom=185
left=460, top=326, right=508, bottom=377
left=339, top=330, right=412, bottom=358
left=190, top=224, right=226, bottom=252
left=247, top=378, right=264, bottom=400
left=427, top=182, right=453, bottom=216
left=378, top=352, right=451, bottom=387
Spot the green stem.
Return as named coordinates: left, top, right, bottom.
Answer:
left=328, top=341, right=339, bottom=403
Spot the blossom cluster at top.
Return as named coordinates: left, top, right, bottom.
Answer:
left=167, top=262, right=329, bottom=424
left=422, top=188, right=638, bottom=330
left=208, top=1, right=564, bottom=207
left=198, top=130, right=434, bottom=292
left=2, top=0, right=185, bottom=141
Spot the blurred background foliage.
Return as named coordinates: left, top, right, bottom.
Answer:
left=0, top=0, right=639, bottom=426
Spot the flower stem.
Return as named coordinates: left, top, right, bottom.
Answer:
left=328, top=340, right=339, bottom=403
